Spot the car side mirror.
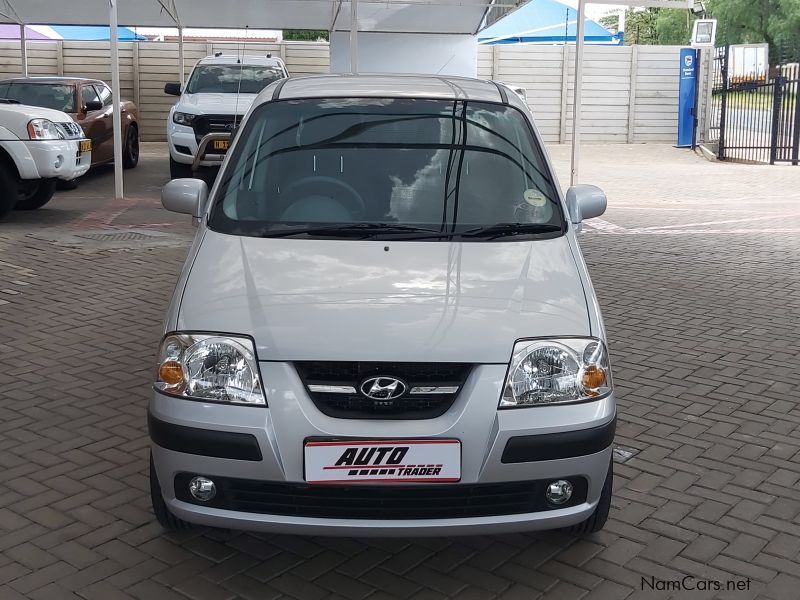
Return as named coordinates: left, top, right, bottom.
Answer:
left=162, top=178, right=208, bottom=218
left=164, top=82, right=182, bottom=96
left=84, top=100, right=103, bottom=112
left=565, top=184, right=607, bottom=224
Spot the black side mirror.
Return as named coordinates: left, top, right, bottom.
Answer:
left=84, top=100, right=103, bottom=112
left=164, top=82, right=182, bottom=96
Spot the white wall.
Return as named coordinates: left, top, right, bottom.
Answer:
left=330, top=32, right=477, bottom=77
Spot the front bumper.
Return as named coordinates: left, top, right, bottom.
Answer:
left=150, top=363, right=615, bottom=536
left=22, top=139, right=91, bottom=180
left=168, top=122, right=228, bottom=168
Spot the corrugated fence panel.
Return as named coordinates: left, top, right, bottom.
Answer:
left=0, top=41, right=683, bottom=143
left=493, top=45, right=566, bottom=142
left=633, top=46, right=681, bottom=142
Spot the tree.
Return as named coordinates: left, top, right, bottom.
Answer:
left=707, top=0, right=800, bottom=61
left=655, top=9, right=694, bottom=45
left=623, top=8, right=659, bottom=45
left=283, top=30, right=329, bottom=42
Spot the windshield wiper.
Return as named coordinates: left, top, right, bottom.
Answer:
left=261, top=222, right=447, bottom=238
left=459, top=223, right=562, bottom=240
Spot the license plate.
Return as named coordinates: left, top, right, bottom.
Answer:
left=79, top=139, right=92, bottom=153
left=305, top=439, right=461, bottom=484
left=213, top=140, right=229, bottom=151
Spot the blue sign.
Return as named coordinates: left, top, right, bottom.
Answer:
left=677, top=48, right=698, bottom=147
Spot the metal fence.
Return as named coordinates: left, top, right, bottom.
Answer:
left=709, top=45, right=800, bottom=164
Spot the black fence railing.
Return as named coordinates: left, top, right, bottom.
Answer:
left=709, top=46, right=800, bottom=165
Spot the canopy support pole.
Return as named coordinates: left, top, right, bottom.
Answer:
left=350, top=0, right=358, bottom=74
left=19, top=23, right=27, bottom=77
left=570, top=0, right=586, bottom=186
left=178, top=26, right=185, bottom=86
left=109, top=0, right=124, bottom=199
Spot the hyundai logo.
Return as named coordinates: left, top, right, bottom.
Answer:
left=360, top=376, right=407, bottom=400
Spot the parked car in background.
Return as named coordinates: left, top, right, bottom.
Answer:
left=0, top=77, right=140, bottom=183
left=164, top=54, right=288, bottom=179
left=151, top=74, right=615, bottom=537
left=0, top=99, right=91, bottom=219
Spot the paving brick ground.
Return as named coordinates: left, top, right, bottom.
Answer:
left=1, top=144, right=799, bottom=600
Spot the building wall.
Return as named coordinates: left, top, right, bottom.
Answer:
left=0, top=40, right=690, bottom=143
left=330, top=32, right=477, bottom=77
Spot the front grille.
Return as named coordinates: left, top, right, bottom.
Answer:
left=294, top=361, right=472, bottom=419
left=192, top=114, right=238, bottom=144
left=174, top=474, right=589, bottom=519
left=56, top=121, right=83, bottom=139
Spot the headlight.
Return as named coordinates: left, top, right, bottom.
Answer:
left=500, top=338, right=612, bottom=407
left=172, top=111, right=196, bottom=126
left=28, top=119, right=62, bottom=140
left=154, top=333, right=265, bottom=405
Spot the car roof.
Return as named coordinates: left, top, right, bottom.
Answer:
left=197, top=55, right=285, bottom=67
left=0, top=76, right=102, bottom=86
left=271, top=74, right=512, bottom=105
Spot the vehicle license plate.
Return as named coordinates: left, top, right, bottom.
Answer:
left=79, top=139, right=92, bottom=153
left=304, top=439, right=461, bottom=484
left=213, top=140, right=229, bottom=151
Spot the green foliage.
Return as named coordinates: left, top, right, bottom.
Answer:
left=706, top=0, right=800, bottom=59
left=283, top=30, right=329, bottom=42
left=655, top=9, right=694, bottom=45
left=623, top=9, right=659, bottom=45
left=609, top=8, right=694, bottom=45
left=599, top=12, right=621, bottom=32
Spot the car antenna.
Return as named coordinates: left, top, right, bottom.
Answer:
left=233, top=26, right=247, bottom=131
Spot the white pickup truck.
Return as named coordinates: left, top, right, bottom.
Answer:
left=164, top=54, right=288, bottom=179
left=0, top=100, right=91, bottom=220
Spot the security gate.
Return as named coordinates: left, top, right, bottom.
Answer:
left=709, top=45, right=800, bottom=165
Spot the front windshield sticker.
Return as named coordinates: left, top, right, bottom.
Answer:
left=523, top=189, right=547, bottom=207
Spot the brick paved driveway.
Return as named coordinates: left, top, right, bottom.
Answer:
left=1, top=144, right=799, bottom=600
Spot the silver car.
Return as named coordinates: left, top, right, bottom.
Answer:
left=151, top=74, right=615, bottom=536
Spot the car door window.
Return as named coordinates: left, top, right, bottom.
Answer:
left=97, top=84, right=112, bottom=106
left=81, top=85, right=101, bottom=110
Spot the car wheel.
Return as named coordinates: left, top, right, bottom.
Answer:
left=14, top=179, right=57, bottom=211
left=150, top=453, right=192, bottom=531
left=123, top=125, right=139, bottom=169
left=0, top=161, right=19, bottom=220
left=563, top=459, right=612, bottom=534
left=170, top=156, right=193, bottom=179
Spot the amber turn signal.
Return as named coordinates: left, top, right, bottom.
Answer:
left=581, top=365, right=606, bottom=392
left=158, top=360, right=184, bottom=385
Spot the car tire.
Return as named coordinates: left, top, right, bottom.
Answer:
left=14, top=179, right=57, bottom=211
left=563, top=459, right=612, bottom=534
left=123, top=125, right=139, bottom=169
left=169, top=156, right=193, bottom=179
left=149, top=453, right=192, bottom=531
left=0, top=160, right=19, bottom=219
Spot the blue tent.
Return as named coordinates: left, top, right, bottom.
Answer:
left=46, top=26, right=144, bottom=41
left=479, top=0, right=616, bottom=45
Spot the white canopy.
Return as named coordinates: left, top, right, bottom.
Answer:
left=0, top=0, right=502, bottom=35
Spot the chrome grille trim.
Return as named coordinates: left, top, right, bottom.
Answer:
left=56, top=122, right=83, bottom=139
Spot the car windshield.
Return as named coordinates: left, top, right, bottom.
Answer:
left=0, top=82, right=75, bottom=112
left=210, top=97, right=563, bottom=240
left=185, top=65, right=285, bottom=94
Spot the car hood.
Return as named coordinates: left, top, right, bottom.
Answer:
left=0, top=103, right=73, bottom=130
left=177, top=231, right=590, bottom=363
left=178, top=93, right=258, bottom=115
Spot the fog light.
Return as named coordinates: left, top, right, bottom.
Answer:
left=189, top=476, right=216, bottom=502
left=54, top=155, right=64, bottom=169
left=546, top=480, right=573, bottom=505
